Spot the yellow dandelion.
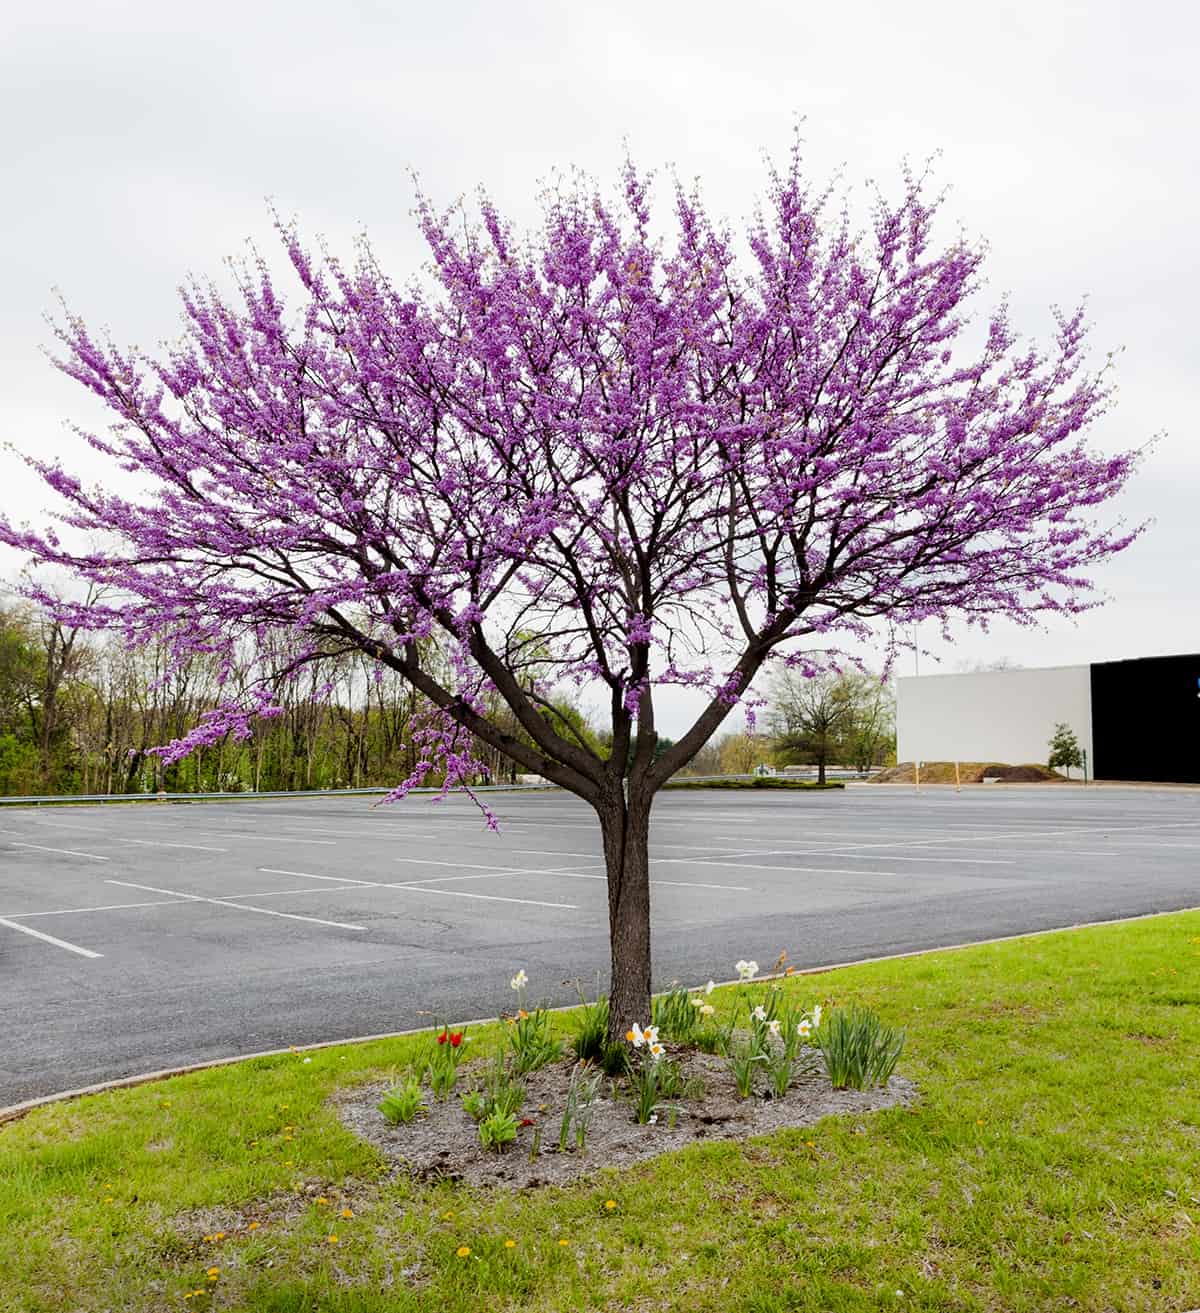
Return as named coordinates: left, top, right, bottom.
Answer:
left=558, top=1238, right=569, bottom=1247
left=604, top=1199, right=617, bottom=1211
left=340, top=1207, right=354, bottom=1219
left=327, top=1234, right=339, bottom=1245
left=504, top=1238, right=516, bottom=1248
left=456, top=1245, right=471, bottom=1257
left=316, top=1196, right=329, bottom=1205
left=442, top=1210, right=454, bottom=1220
left=206, top=1266, right=220, bottom=1278
left=213, top=1232, right=225, bottom=1241
left=247, top=1221, right=260, bottom=1231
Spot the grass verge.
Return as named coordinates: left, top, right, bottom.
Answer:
left=5, top=913, right=1199, bottom=1311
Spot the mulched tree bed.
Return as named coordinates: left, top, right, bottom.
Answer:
left=335, top=1047, right=915, bottom=1190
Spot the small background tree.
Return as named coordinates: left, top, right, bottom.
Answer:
left=839, top=675, right=896, bottom=775
left=0, top=146, right=1137, bottom=1039
left=769, top=671, right=856, bottom=784
left=1048, top=722, right=1085, bottom=778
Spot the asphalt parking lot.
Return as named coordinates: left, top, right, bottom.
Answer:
left=3, top=783, right=1199, bottom=1107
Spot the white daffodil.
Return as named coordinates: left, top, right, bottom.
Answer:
left=626, top=1022, right=647, bottom=1048
left=811, top=1004, right=822, bottom=1029
left=644, top=1024, right=660, bottom=1045
left=751, top=1004, right=767, bottom=1022
left=735, top=959, right=759, bottom=981
left=648, top=1041, right=665, bottom=1059
left=700, top=1003, right=715, bottom=1017
left=689, top=995, right=705, bottom=1007
left=767, top=1018, right=781, bottom=1037
left=648, top=1113, right=658, bottom=1125
left=510, top=969, right=528, bottom=991
left=797, top=1018, right=812, bottom=1038
left=705, top=980, right=716, bottom=995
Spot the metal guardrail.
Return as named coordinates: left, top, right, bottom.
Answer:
left=0, top=783, right=556, bottom=806
left=0, top=770, right=874, bottom=807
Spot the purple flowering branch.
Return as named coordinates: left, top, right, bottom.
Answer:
left=0, top=143, right=1140, bottom=1032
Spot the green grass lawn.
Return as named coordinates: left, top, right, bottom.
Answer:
left=5, top=913, right=1200, bottom=1311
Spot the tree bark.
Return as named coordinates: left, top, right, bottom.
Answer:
left=817, top=755, right=827, bottom=786
left=598, top=786, right=654, bottom=1042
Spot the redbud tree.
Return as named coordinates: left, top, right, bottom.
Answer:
left=1, top=149, right=1137, bottom=1038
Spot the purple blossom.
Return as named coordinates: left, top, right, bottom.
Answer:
left=0, top=144, right=1139, bottom=1027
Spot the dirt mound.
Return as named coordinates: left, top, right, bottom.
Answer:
left=873, top=761, right=1064, bottom=784
left=979, top=763, right=1062, bottom=782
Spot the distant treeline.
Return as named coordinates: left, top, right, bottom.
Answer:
left=0, top=604, right=495, bottom=796
left=0, top=604, right=894, bottom=797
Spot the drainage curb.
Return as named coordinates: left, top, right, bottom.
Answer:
left=4, top=903, right=1198, bottom=1126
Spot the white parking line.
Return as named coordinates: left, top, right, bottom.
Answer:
left=1101, top=841, right=1200, bottom=850
left=105, top=880, right=366, bottom=931
left=260, top=866, right=579, bottom=910
left=665, top=859, right=908, bottom=877
left=822, top=853, right=1016, bottom=865
left=259, top=867, right=375, bottom=885
left=395, top=855, right=752, bottom=893
left=9, top=842, right=110, bottom=862
left=4, top=897, right=193, bottom=918
left=511, top=849, right=603, bottom=860
left=189, top=832, right=337, bottom=845
left=15, top=819, right=225, bottom=852
left=0, top=915, right=102, bottom=958
left=390, top=870, right=588, bottom=886
left=512, top=842, right=996, bottom=874
left=120, top=838, right=229, bottom=852
left=399, top=886, right=578, bottom=909
left=2, top=884, right=372, bottom=920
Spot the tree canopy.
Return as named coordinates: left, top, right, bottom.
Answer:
left=0, top=144, right=1138, bottom=1031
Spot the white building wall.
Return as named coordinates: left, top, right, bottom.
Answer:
left=896, top=665, right=1093, bottom=767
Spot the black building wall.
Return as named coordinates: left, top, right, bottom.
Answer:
left=1090, top=653, right=1200, bottom=783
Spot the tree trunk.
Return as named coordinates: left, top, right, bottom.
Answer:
left=599, top=788, right=653, bottom=1043
left=817, top=755, right=827, bottom=785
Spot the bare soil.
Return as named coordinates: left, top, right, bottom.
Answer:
left=334, top=1049, right=915, bottom=1190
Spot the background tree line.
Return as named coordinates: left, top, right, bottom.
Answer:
left=0, top=603, right=894, bottom=796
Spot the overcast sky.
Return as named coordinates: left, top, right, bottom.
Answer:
left=1, top=0, right=1195, bottom=734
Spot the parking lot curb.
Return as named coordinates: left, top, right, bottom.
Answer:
left=4, top=902, right=1199, bottom=1126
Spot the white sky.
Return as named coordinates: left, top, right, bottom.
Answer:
left=2, top=0, right=1196, bottom=735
